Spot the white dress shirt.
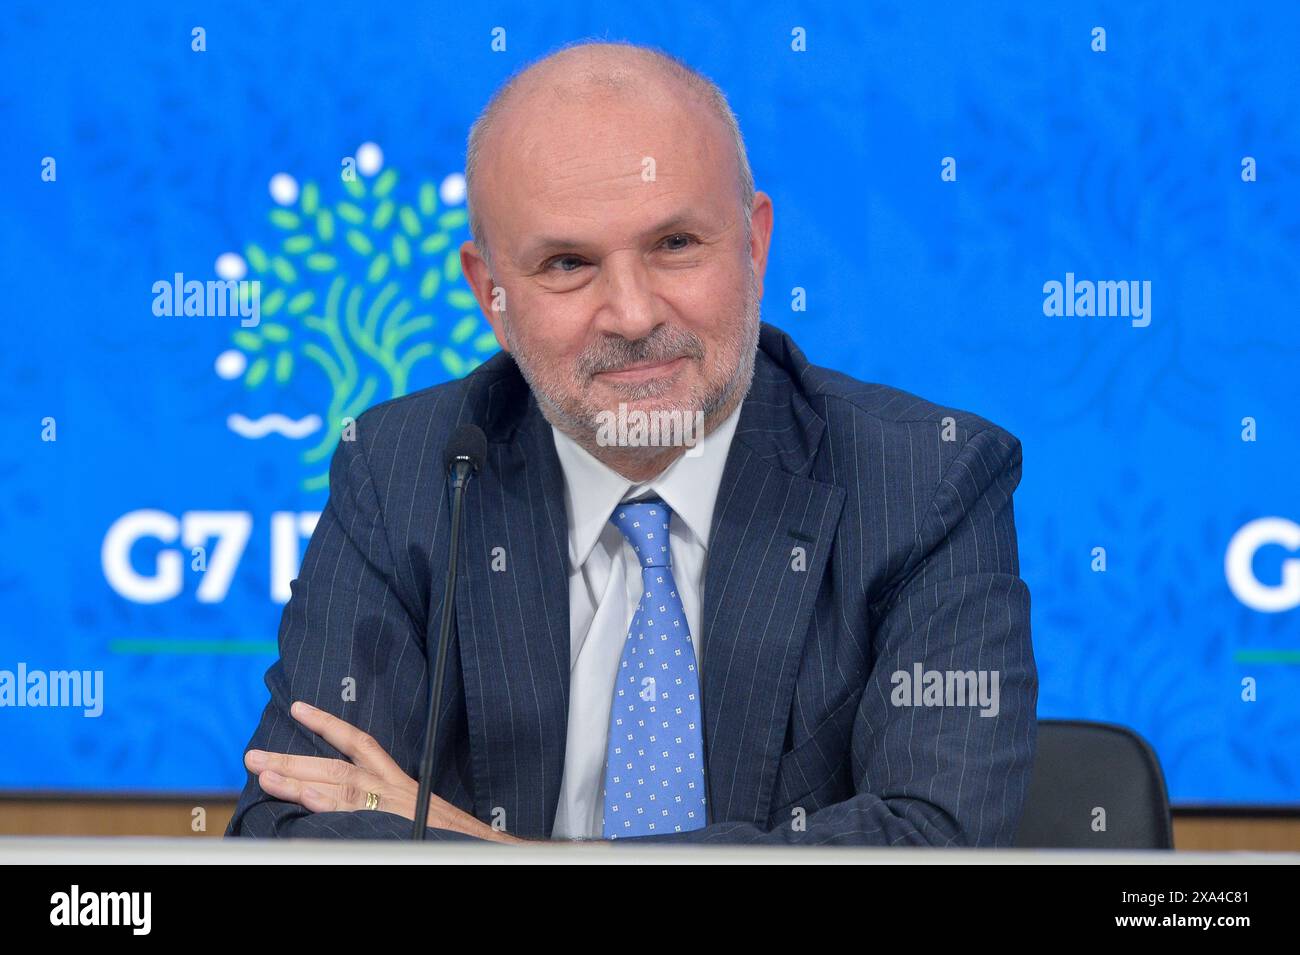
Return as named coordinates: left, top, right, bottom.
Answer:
left=549, top=401, right=743, bottom=840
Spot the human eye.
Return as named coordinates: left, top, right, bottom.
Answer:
left=543, top=254, right=587, bottom=273
left=660, top=233, right=699, bottom=251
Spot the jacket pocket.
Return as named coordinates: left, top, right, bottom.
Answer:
left=769, top=691, right=859, bottom=814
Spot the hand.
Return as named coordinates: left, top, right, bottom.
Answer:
left=245, top=700, right=527, bottom=844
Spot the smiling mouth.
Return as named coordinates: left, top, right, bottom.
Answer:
left=594, top=355, right=690, bottom=384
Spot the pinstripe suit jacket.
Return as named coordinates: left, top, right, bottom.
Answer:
left=226, top=321, right=1037, bottom=845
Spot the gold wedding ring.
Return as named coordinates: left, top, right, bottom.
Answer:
left=365, top=791, right=380, bottom=811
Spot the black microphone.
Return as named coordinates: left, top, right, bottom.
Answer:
left=413, top=424, right=487, bottom=840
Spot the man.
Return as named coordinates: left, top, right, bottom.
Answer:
left=226, top=40, right=1036, bottom=845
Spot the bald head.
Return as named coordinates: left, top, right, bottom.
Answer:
left=464, top=40, right=755, bottom=273
left=455, top=41, right=774, bottom=482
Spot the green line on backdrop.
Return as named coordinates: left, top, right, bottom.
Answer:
left=1233, top=650, right=1300, bottom=664
left=111, top=640, right=278, bottom=655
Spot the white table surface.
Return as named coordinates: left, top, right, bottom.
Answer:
left=1, top=836, right=1296, bottom=864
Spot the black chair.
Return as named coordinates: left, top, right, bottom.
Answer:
left=1014, top=719, right=1174, bottom=849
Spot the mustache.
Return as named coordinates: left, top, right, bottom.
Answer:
left=577, top=328, right=705, bottom=377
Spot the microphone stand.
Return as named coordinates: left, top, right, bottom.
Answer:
left=412, top=455, right=475, bottom=840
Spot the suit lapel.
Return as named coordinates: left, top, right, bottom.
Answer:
left=700, top=343, right=846, bottom=824
left=455, top=381, right=571, bottom=838
left=451, top=324, right=843, bottom=835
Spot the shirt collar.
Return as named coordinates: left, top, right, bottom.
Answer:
left=550, top=400, right=744, bottom=570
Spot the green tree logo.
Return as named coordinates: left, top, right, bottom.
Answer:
left=215, top=145, right=497, bottom=491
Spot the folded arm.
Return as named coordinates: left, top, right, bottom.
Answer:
left=225, top=423, right=477, bottom=841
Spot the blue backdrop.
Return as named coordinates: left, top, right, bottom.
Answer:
left=2, top=1, right=1297, bottom=805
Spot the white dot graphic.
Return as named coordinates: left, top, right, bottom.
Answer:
left=269, top=173, right=299, bottom=206
left=356, top=142, right=384, bottom=177
left=214, top=252, right=247, bottom=281
left=215, top=349, right=247, bottom=380
left=441, top=172, right=466, bottom=206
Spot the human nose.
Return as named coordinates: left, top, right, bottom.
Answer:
left=589, top=249, right=662, bottom=342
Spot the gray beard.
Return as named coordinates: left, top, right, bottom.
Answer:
left=507, top=288, right=760, bottom=453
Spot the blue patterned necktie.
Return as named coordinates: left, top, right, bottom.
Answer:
left=601, top=499, right=707, bottom=839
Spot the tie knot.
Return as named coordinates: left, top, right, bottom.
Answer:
left=609, top=499, right=673, bottom=567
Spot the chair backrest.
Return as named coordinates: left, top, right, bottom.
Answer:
left=1014, top=719, right=1174, bottom=849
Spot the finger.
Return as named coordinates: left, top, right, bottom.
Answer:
left=254, top=769, right=313, bottom=809
left=257, top=770, right=354, bottom=814
left=261, top=772, right=408, bottom=820
left=244, top=749, right=364, bottom=787
left=294, top=779, right=365, bottom=814
left=288, top=701, right=406, bottom=780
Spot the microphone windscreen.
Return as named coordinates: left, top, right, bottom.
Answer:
left=444, top=423, right=488, bottom=473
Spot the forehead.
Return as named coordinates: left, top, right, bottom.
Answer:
left=481, top=84, right=739, bottom=257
